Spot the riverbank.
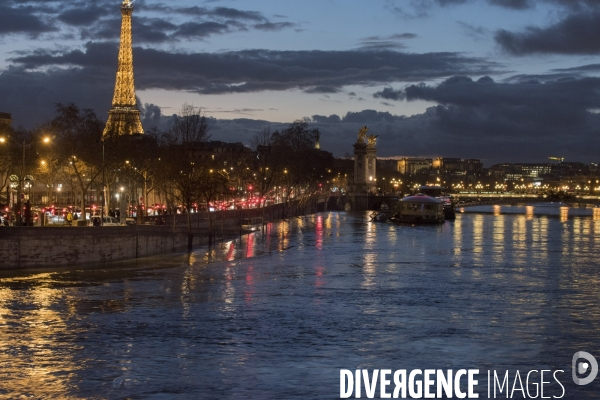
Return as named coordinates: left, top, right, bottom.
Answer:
left=0, top=225, right=223, bottom=270
left=0, top=197, right=331, bottom=270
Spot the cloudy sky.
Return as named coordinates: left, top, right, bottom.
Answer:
left=3, top=0, right=600, bottom=165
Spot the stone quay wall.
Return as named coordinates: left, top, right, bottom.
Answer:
left=0, top=196, right=333, bottom=270
left=0, top=226, right=214, bottom=270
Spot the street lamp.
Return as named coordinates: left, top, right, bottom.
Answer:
left=0, top=134, right=51, bottom=225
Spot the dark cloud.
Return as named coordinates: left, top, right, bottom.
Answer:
left=0, top=1, right=282, bottom=42
left=198, top=99, right=600, bottom=165
left=391, top=75, right=600, bottom=162
left=389, top=0, right=600, bottom=21
left=80, top=16, right=231, bottom=43
left=304, top=86, right=341, bottom=94
left=81, top=17, right=179, bottom=43
left=142, top=4, right=266, bottom=22
left=58, top=5, right=105, bottom=26
left=436, top=0, right=470, bottom=5
left=458, top=22, right=489, bottom=41
left=210, top=7, right=265, bottom=21
left=341, top=109, right=402, bottom=123
left=488, top=0, right=532, bottom=9
left=253, top=22, right=296, bottom=31
left=496, top=11, right=600, bottom=55
left=373, top=87, right=406, bottom=101
left=174, top=22, right=230, bottom=39
left=309, top=73, right=600, bottom=163
left=312, top=115, right=342, bottom=124
left=361, top=33, right=417, bottom=41
left=504, top=73, right=578, bottom=83
left=4, top=60, right=598, bottom=164
left=387, top=0, right=522, bottom=19
left=357, top=34, right=417, bottom=50
left=0, top=4, right=57, bottom=36
left=391, top=33, right=418, bottom=39
left=357, top=42, right=406, bottom=50
left=551, top=63, right=600, bottom=73
left=140, top=102, right=162, bottom=130
left=10, top=43, right=499, bottom=95
left=441, top=0, right=600, bottom=8
left=0, top=64, right=114, bottom=127
left=387, top=0, right=434, bottom=19
left=546, top=0, right=600, bottom=9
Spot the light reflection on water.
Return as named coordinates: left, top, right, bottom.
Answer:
left=0, top=212, right=600, bottom=398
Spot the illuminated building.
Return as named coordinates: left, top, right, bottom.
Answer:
left=398, top=158, right=432, bottom=175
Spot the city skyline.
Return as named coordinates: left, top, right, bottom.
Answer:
left=2, top=0, right=600, bottom=164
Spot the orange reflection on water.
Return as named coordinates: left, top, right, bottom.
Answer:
left=278, top=221, right=290, bottom=251
left=526, top=206, right=534, bottom=221
left=324, top=214, right=332, bottom=230
left=223, top=264, right=236, bottom=307
left=452, top=217, right=463, bottom=265
left=493, top=205, right=501, bottom=216
left=365, top=219, right=377, bottom=251
left=0, top=284, right=85, bottom=399
left=594, top=208, right=600, bottom=221
left=362, top=252, right=377, bottom=288
left=472, top=215, right=484, bottom=265
left=492, top=215, right=505, bottom=264
left=531, top=217, right=548, bottom=263
left=512, top=217, right=527, bottom=267
left=560, top=207, right=569, bottom=222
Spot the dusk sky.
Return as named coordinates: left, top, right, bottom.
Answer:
left=3, top=0, right=600, bottom=164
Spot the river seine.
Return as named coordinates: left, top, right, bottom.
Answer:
left=1, top=207, right=600, bottom=399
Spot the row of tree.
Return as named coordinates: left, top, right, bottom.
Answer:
left=0, top=103, right=334, bottom=246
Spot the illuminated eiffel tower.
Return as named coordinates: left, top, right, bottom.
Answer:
left=103, top=0, right=144, bottom=137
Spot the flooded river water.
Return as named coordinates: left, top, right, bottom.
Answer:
left=1, top=209, right=600, bottom=399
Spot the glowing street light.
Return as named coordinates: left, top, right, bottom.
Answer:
left=0, top=134, right=52, bottom=225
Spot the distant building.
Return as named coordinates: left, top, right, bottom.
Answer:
left=520, top=163, right=552, bottom=178
left=0, top=112, right=12, bottom=128
left=554, top=162, right=589, bottom=176
left=398, top=158, right=432, bottom=175
left=489, top=162, right=590, bottom=181
left=199, top=141, right=254, bottom=166
left=377, top=157, right=402, bottom=172
left=433, top=157, right=482, bottom=175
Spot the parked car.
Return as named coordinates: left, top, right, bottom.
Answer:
left=125, top=217, right=136, bottom=226
left=90, top=216, right=121, bottom=226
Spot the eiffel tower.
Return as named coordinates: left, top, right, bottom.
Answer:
left=103, top=0, right=144, bottom=137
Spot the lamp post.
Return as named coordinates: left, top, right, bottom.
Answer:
left=101, top=139, right=106, bottom=223
left=119, top=186, right=125, bottom=223
left=0, top=135, right=51, bottom=225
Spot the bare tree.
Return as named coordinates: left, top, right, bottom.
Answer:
left=50, top=103, right=104, bottom=223
left=162, top=104, right=210, bottom=249
left=270, top=120, right=331, bottom=217
left=0, top=123, right=15, bottom=205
